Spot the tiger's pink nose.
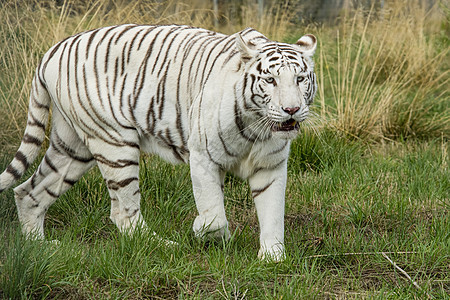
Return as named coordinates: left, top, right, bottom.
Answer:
left=282, top=107, right=300, bottom=115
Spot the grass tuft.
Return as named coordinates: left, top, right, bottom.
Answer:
left=0, top=230, right=59, bottom=299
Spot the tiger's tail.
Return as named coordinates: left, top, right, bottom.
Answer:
left=0, top=71, right=50, bottom=193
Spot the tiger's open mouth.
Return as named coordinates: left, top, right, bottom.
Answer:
left=271, top=119, right=300, bottom=132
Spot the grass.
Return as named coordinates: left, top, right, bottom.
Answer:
left=0, top=0, right=449, bottom=298
left=0, top=134, right=448, bottom=298
left=311, top=1, right=450, bottom=141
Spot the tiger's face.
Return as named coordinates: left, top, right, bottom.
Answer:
left=236, top=34, right=317, bottom=139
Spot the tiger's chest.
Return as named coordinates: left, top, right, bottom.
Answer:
left=205, top=133, right=291, bottom=179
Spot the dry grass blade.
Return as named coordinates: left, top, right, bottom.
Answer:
left=381, top=252, right=434, bottom=299
left=303, top=251, right=417, bottom=259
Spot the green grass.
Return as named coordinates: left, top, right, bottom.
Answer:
left=1, top=132, right=448, bottom=299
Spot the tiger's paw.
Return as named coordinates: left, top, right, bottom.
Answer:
left=258, top=243, right=285, bottom=262
left=193, top=215, right=230, bottom=241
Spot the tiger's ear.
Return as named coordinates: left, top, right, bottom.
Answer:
left=236, top=33, right=258, bottom=62
left=296, top=34, right=317, bottom=56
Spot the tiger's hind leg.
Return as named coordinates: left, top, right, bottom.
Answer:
left=88, top=138, right=146, bottom=234
left=14, top=110, right=95, bottom=239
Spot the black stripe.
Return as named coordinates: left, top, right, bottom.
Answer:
left=278, top=46, right=300, bottom=52
left=113, top=57, right=119, bottom=94
left=185, top=34, right=216, bottom=98
left=27, top=112, right=46, bottom=129
left=205, top=135, right=223, bottom=168
left=52, top=135, right=94, bottom=163
left=114, top=25, right=137, bottom=45
left=234, top=89, right=256, bottom=142
left=217, top=117, right=238, bottom=157
left=133, top=28, right=165, bottom=102
left=252, top=179, right=275, bottom=198
left=82, top=65, right=122, bottom=141
left=118, top=73, right=129, bottom=121
left=222, top=50, right=238, bottom=66
left=31, top=95, right=50, bottom=110
left=172, top=29, right=197, bottom=62
left=121, top=41, right=127, bottom=76
left=145, top=97, right=156, bottom=134
left=202, top=36, right=235, bottom=83
left=268, top=141, right=289, bottom=156
left=257, top=158, right=287, bottom=173
left=103, top=26, right=120, bottom=73
left=45, top=188, right=58, bottom=198
left=126, top=208, right=140, bottom=217
left=152, top=26, right=184, bottom=76
left=157, top=63, right=170, bottom=119
left=56, top=42, right=68, bottom=101
left=29, top=194, right=40, bottom=208
left=174, top=98, right=185, bottom=148
left=192, top=36, right=222, bottom=86
left=198, top=36, right=228, bottom=86
left=92, top=35, right=105, bottom=110
left=63, top=178, right=77, bottom=186
left=6, top=165, right=21, bottom=180
left=189, top=36, right=218, bottom=89
left=105, top=79, right=135, bottom=130
left=31, top=173, right=37, bottom=188
left=85, top=28, right=101, bottom=58
left=23, top=134, right=42, bottom=146
left=44, top=155, right=58, bottom=173
left=127, top=27, right=147, bottom=63
left=15, top=151, right=29, bottom=169
left=137, top=26, right=159, bottom=51
left=93, top=154, right=138, bottom=168
left=249, top=78, right=268, bottom=113
left=65, top=33, right=78, bottom=127
left=256, top=62, right=262, bottom=73
left=106, top=177, right=138, bottom=190
left=171, top=146, right=185, bottom=162
left=41, top=34, right=73, bottom=75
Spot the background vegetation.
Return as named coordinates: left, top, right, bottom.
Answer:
left=0, top=0, right=448, bottom=298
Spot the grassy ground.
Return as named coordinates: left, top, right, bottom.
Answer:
left=0, top=0, right=449, bottom=299
left=0, top=134, right=448, bottom=299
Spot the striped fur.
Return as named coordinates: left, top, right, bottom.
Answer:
left=0, top=25, right=317, bottom=261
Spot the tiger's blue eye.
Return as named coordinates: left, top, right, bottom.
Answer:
left=265, top=77, right=275, bottom=84
left=297, top=76, right=305, bottom=83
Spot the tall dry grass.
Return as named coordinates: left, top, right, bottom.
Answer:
left=0, top=0, right=448, bottom=153
left=315, top=0, right=449, bottom=141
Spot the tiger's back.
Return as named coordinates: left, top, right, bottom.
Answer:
left=41, top=24, right=266, bottom=163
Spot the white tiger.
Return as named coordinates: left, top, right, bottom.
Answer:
left=0, top=25, right=317, bottom=261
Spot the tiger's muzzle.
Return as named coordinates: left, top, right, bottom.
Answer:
left=271, top=118, right=300, bottom=132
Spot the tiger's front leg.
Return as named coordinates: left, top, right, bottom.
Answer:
left=249, top=161, right=288, bottom=262
left=189, top=151, right=230, bottom=240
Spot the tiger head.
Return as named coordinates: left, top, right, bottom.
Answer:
left=236, top=31, right=317, bottom=140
